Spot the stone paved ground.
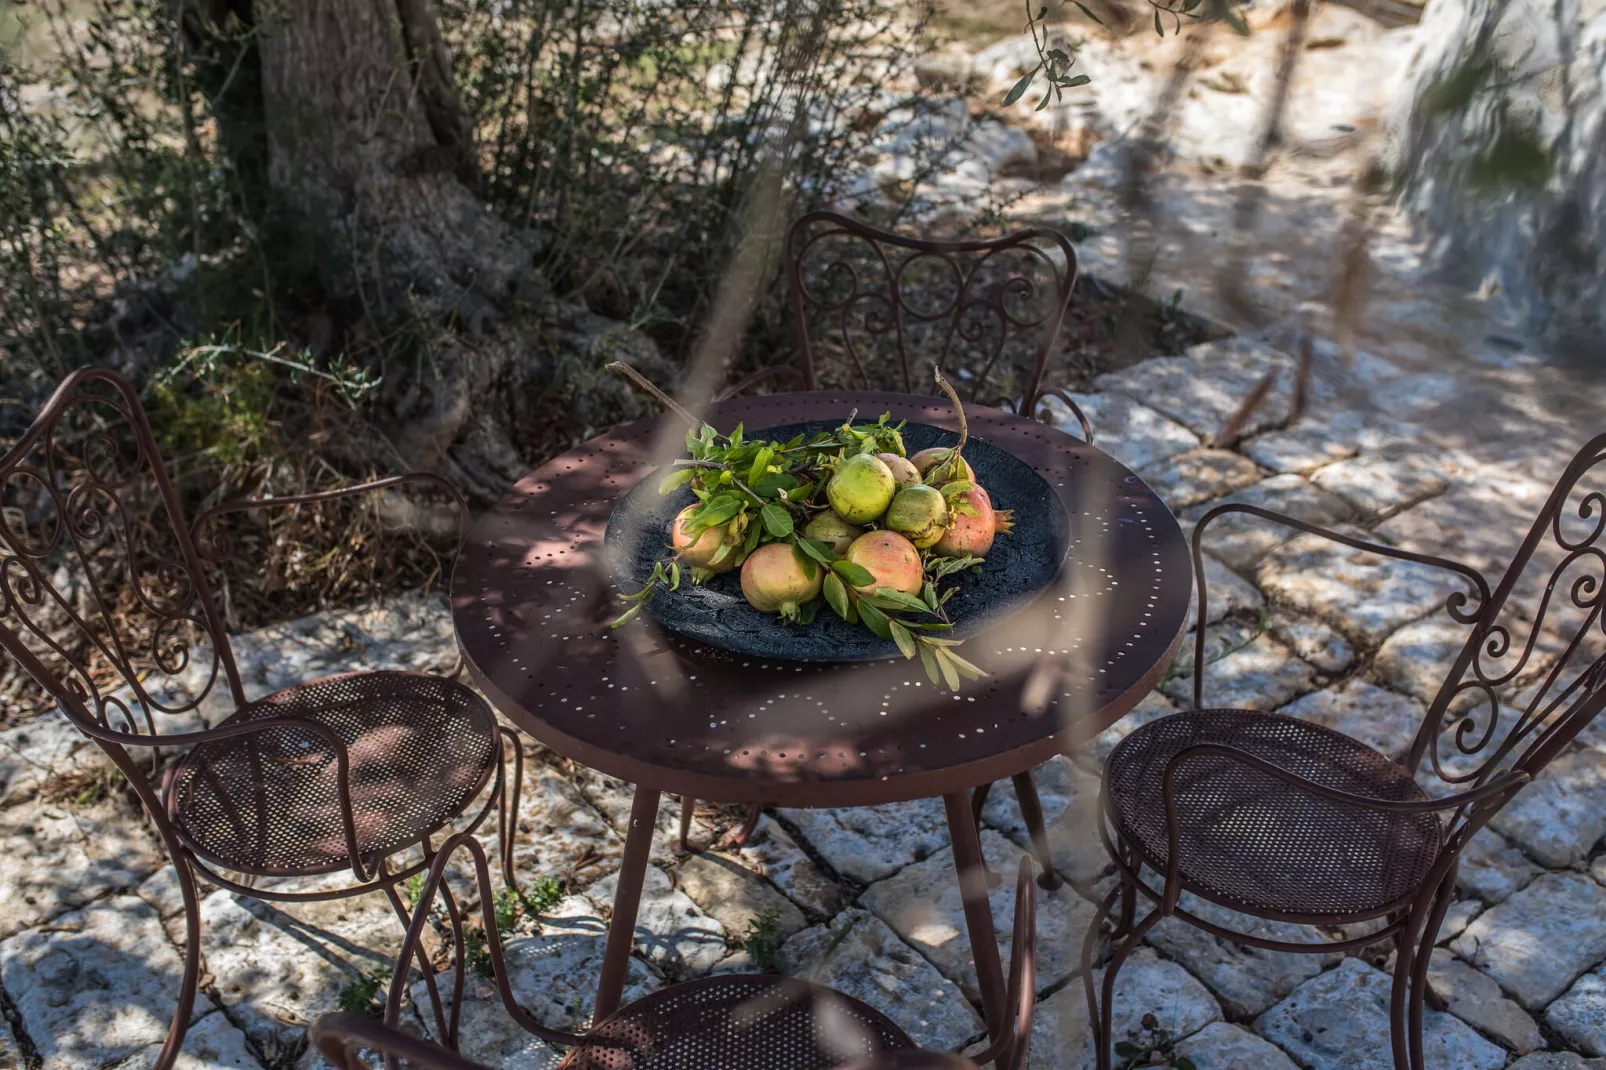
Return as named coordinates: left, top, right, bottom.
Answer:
left=6, top=311, right=1606, bottom=1070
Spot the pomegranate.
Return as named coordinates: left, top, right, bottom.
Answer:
left=670, top=504, right=742, bottom=573
left=844, top=531, right=923, bottom=595
left=934, top=485, right=1013, bottom=558
left=884, top=484, right=950, bottom=549
left=803, top=511, right=864, bottom=557
left=740, top=543, right=823, bottom=620
left=910, top=447, right=975, bottom=483
left=876, top=452, right=921, bottom=486
left=827, top=453, right=897, bottom=523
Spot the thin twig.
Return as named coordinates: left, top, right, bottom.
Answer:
left=606, top=361, right=705, bottom=429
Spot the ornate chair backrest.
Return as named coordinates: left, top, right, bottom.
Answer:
left=0, top=369, right=243, bottom=758
left=1408, top=433, right=1606, bottom=835
left=786, top=211, right=1078, bottom=415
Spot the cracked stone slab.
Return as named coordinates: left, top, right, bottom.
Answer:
left=1257, top=530, right=1463, bottom=646
left=727, top=815, right=845, bottom=920
left=566, top=765, right=693, bottom=864
left=1267, top=612, right=1354, bottom=674
left=1452, top=872, right=1606, bottom=1009
left=1145, top=892, right=1342, bottom=1018
left=1076, top=691, right=1180, bottom=770
left=1094, top=337, right=1300, bottom=442
left=860, top=828, right=1095, bottom=999
left=1371, top=613, right=1482, bottom=707
left=778, top=909, right=983, bottom=1052
left=1439, top=898, right=1482, bottom=941
left=1547, top=963, right=1606, bottom=1057
left=778, top=798, right=952, bottom=885
left=0, top=895, right=203, bottom=1070
left=506, top=767, right=624, bottom=886
left=0, top=715, right=114, bottom=804
left=1425, top=948, right=1543, bottom=1053
left=674, top=849, right=807, bottom=945
left=198, top=890, right=365, bottom=1067
left=406, top=983, right=563, bottom=1070
left=1310, top=454, right=1450, bottom=518
left=1183, top=554, right=1264, bottom=636
left=1509, top=1055, right=1606, bottom=1070
left=1489, top=748, right=1606, bottom=868
left=1255, top=958, right=1506, bottom=1070
left=1376, top=475, right=1557, bottom=580
left=583, top=865, right=727, bottom=980
left=1036, top=391, right=1200, bottom=472
left=1184, top=476, right=1354, bottom=571
left=1274, top=680, right=1426, bottom=761
left=1457, top=827, right=1542, bottom=905
left=1163, top=632, right=1316, bottom=711
left=1138, top=448, right=1264, bottom=511
left=1025, top=948, right=1221, bottom=1070
left=1170, top=1021, right=1298, bottom=1069
left=0, top=794, right=165, bottom=939
left=118, top=1010, right=261, bottom=1070
left=1240, top=407, right=1413, bottom=476
left=979, top=755, right=1109, bottom=887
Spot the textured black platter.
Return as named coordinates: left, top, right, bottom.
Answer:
left=603, top=420, right=1072, bottom=663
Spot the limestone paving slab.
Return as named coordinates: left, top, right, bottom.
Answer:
left=777, top=797, right=953, bottom=885
left=1548, top=964, right=1606, bottom=1058
left=1452, top=872, right=1606, bottom=1010
left=1309, top=454, right=1451, bottom=518
left=1169, top=1021, right=1299, bottom=1070
left=777, top=909, right=984, bottom=1052
left=1424, top=948, right=1544, bottom=1053
left=117, top=1010, right=262, bottom=1070
left=1254, top=958, right=1507, bottom=1070
left=0, top=715, right=113, bottom=804
left=1268, top=616, right=1353, bottom=679
left=1024, top=948, right=1222, bottom=1070
left=1240, top=406, right=1413, bottom=476
left=1162, top=632, right=1316, bottom=711
left=1138, top=448, right=1264, bottom=510
left=1274, top=680, right=1427, bottom=761
left=1490, top=748, right=1606, bottom=869
left=583, top=865, right=727, bottom=980
left=860, top=828, right=1097, bottom=999
left=1182, top=553, right=1264, bottom=636
left=505, top=766, right=624, bottom=887
left=1093, top=337, right=1300, bottom=443
left=978, top=755, right=1109, bottom=888
left=1036, top=391, right=1201, bottom=472
left=1075, top=690, right=1180, bottom=770
left=727, top=814, right=846, bottom=920
left=1510, top=1055, right=1606, bottom=1070
left=673, top=848, right=807, bottom=943
left=1144, top=892, right=1342, bottom=1018
left=1458, top=826, right=1543, bottom=905
left=1257, top=530, right=1463, bottom=646
left=1183, top=475, right=1354, bottom=571
left=0, top=895, right=203, bottom=1070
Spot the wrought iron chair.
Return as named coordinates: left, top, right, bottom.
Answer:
left=0, top=368, right=523, bottom=1070
left=692, top=210, right=1094, bottom=874
left=1081, top=433, right=1606, bottom=1070
left=355, top=829, right=1037, bottom=1070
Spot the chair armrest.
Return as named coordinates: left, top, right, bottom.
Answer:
left=1031, top=388, right=1096, bottom=446
left=310, top=1012, right=491, bottom=1070
left=1186, top=503, right=1491, bottom=709
left=1156, top=743, right=1530, bottom=907
left=389, top=830, right=588, bottom=1049
left=715, top=363, right=808, bottom=402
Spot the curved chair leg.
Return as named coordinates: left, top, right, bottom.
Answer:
left=1113, top=837, right=1140, bottom=939
left=970, top=782, right=1003, bottom=890
left=1010, top=772, right=1064, bottom=891
left=1407, top=871, right=1458, bottom=1070
left=1390, top=905, right=1429, bottom=1070
left=382, top=866, right=451, bottom=1047
left=151, top=855, right=205, bottom=1070
left=1083, top=878, right=1170, bottom=1070
left=495, top=729, right=523, bottom=892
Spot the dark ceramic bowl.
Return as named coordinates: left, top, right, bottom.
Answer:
left=603, top=420, right=1071, bottom=662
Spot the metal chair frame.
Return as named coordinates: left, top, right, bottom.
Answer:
left=0, top=368, right=523, bottom=1070
left=379, top=829, right=1038, bottom=1070
left=1082, top=433, right=1606, bottom=1070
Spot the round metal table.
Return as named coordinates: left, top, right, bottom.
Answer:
left=452, top=390, right=1192, bottom=1048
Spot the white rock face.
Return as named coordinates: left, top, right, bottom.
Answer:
left=1388, top=0, right=1606, bottom=354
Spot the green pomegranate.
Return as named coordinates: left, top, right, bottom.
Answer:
left=911, top=447, right=975, bottom=484
left=844, top=531, right=924, bottom=595
left=827, top=453, right=897, bottom=524
left=884, top=483, right=950, bottom=549
left=934, top=485, right=1013, bottom=558
left=670, top=504, right=743, bottom=574
left=740, top=543, right=824, bottom=620
left=803, top=511, right=864, bottom=557
left=877, top=452, right=921, bottom=486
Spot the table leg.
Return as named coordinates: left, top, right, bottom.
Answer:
left=1011, top=771, right=1065, bottom=891
left=595, top=785, right=660, bottom=1022
left=943, top=791, right=1009, bottom=1055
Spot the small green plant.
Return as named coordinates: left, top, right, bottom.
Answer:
left=744, top=906, right=785, bottom=972
left=463, top=930, right=496, bottom=978
left=1113, top=1013, right=1196, bottom=1069
left=336, top=969, right=387, bottom=1017
left=402, top=872, right=427, bottom=908
left=493, top=888, right=522, bottom=936
left=523, top=876, right=565, bottom=914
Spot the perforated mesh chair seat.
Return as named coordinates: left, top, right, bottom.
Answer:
left=166, top=671, right=499, bottom=875
left=556, top=975, right=916, bottom=1070
left=1105, top=709, right=1444, bottom=919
